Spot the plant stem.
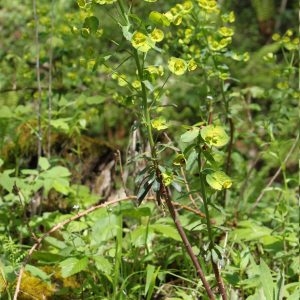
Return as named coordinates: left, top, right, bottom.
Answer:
left=159, top=177, right=215, bottom=299
left=133, top=50, right=156, bottom=159
left=133, top=47, right=215, bottom=299
left=198, top=150, right=227, bottom=300
left=33, top=0, right=42, bottom=166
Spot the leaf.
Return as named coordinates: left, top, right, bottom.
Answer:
left=121, top=24, right=132, bottom=41
left=85, top=95, right=105, bottom=105
left=186, top=149, right=198, bottom=171
left=0, top=106, right=13, bottom=118
left=44, top=236, right=67, bottom=249
left=206, top=171, right=232, bottom=190
left=52, top=178, right=70, bottom=195
left=137, top=178, right=154, bottom=204
left=145, top=264, right=160, bottom=300
left=259, top=258, right=274, bottom=300
left=231, top=221, right=272, bottom=242
left=83, top=16, right=99, bottom=33
left=149, top=11, right=170, bottom=26
left=94, top=256, right=113, bottom=275
left=151, top=224, right=181, bottom=241
left=67, top=221, right=88, bottom=233
left=38, top=157, right=50, bottom=171
left=145, top=264, right=155, bottom=297
left=50, top=118, right=71, bottom=132
left=0, top=169, right=16, bottom=193
left=42, top=166, right=71, bottom=178
left=201, top=124, right=229, bottom=147
left=121, top=207, right=152, bottom=219
left=130, top=225, right=155, bottom=247
left=60, top=257, right=88, bottom=278
left=180, top=128, right=199, bottom=143
left=25, top=264, right=50, bottom=281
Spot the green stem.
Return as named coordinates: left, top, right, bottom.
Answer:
left=198, top=149, right=227, bottom=300
left=198, top=152, right=214, bottom=243
left=133, top=50, right=157, bottom=159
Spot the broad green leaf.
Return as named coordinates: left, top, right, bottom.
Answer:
left=0, top=106, right=13, bottom=118
left=50, top=118, right=71, bottom=132
left=85, top=95, right=105, bottom=105
left=21, top=169, right=39, bottom=175
left=206, top=171, right=232, bottom=190
left=151, top=224, right=181, bottom=241
left=31, top=251, right=63, bottom=263
left=130, top=225, right=155, bottom=247
left=83, top=16, right=99, bottom=33
left=231, top=221, right=272, bottom=242
left=201, top=124, right=229, bottom=147
left=180, top=128, right=199, bottom=143
left=0, top=169, right=15, bottom=193
left=52, top=179, right=70, bottom=195
left=25, top=265, right=50, bottom=281
left=44, top=236, right=67, bottom=249
left=42, top=166, right=71, bottom=178
left=38, top=157, right=50, bottom=171
left=149, top=11, right=170, bottom=26
left=121, top=207, right=151, bottom=219
left=94, top=256, right=112, bottom=275
left=60, top=257, right=88, bottom=278
left=67, top=221, right=88, bottom=233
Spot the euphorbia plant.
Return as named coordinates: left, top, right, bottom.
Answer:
left=75, top=0, right=246, bottom=298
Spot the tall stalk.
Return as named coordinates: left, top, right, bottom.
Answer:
left=133, top=46, right=215, bottom=299
left=198, top=148, right=227, bottom=300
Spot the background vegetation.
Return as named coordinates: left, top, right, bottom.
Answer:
left=0, top=0, right=298, bottom=299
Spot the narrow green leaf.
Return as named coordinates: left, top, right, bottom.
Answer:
left=259, top=258, right=274, bottom=300
left=145, top=264, right=155, bottom=296
left=137, top=179, right=154, bottom=204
